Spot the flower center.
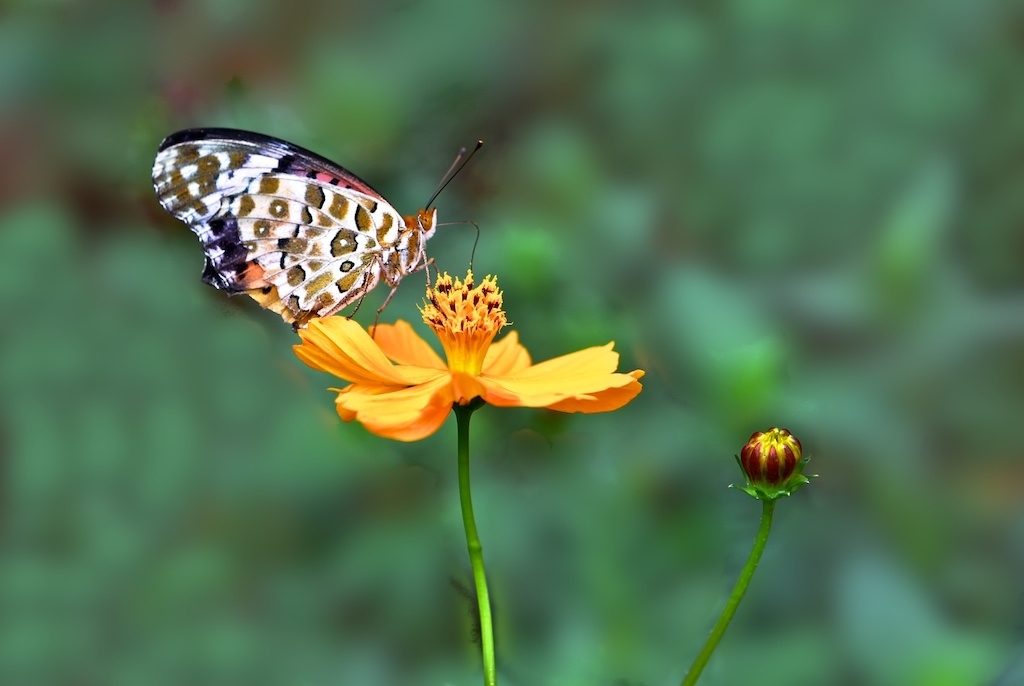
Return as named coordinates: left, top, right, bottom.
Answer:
left=421, top=270, right=507, bottom=375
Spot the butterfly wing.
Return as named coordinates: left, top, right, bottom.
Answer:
left=155, top=127, right=389, bottom=199
left=152, top=128, right=409, bottom=327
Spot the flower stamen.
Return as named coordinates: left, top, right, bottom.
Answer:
left=420, top=271, right=507, bottom=376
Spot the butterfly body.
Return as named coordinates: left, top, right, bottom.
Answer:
left=152, top=128, right=436, bottom=328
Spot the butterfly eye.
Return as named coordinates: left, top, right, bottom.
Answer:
left=417, top=208, right=438, bottom=232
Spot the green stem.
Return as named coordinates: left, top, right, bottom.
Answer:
left=681, top=499, right=776, bottom=686
left=454, top=401, right=496, bottom=686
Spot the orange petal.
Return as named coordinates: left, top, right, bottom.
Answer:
left=331, top=384, right=390, bottom=422
left=507, top=343, right=621, bottom=380
left=480, top=370, right=643, bottom=408
left=546, top=371, right=644, bottom=413
left=363, top=402, right=452, bottom=441
left=295, top=317, right=438, bottom=387
left=370, top=319, right=445, bottom=369
left=294, top=331, right=371, bottom=384
left=479, top=344, right=644, bottom=410
left=482, top=331, right=532, bottom=376
left=336, top=375, right=455, bottom=441
left=449, top=370, right=489, bottom=404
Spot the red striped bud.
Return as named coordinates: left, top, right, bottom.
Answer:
left=734, top=428, right=809, bottom=500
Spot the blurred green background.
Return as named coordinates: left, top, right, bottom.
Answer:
left=2, top=0, right=1023, bottom=684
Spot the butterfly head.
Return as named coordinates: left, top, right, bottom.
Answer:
left=408, top=208, right=438, bottom=239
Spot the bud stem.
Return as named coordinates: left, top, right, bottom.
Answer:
left=455, top=400, right=496, bottom=686
left=680, top=499, right=776, bottom=686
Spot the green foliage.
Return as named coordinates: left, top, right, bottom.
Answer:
left=2, top=0, right=1023, bottom=683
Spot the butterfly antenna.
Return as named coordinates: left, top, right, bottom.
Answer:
left=426, top=140, right=483, bottom=210
left=467, top=220, right=480, bottom=271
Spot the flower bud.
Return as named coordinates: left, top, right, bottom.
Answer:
left=734, top=428, right=809, bottom=500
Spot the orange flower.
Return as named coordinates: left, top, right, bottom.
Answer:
left=294, top=271, right=644, bottom=441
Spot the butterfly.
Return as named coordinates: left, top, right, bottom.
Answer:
left=152, top=128, right=437, bottom=329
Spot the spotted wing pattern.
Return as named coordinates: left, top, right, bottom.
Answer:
left=152, top=128, right=437, bottom=328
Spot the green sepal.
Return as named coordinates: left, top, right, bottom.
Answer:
left=730, top=455, right=814, bottom=501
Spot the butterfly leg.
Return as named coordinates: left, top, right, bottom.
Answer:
left=422, top=256, right=437, bottom=286
left=366, top=253, right=405, bottom=336
left=365, top=285, right=401, bottom=338
left=347, top=293, right=367, bottom=319
left=378, top=284, right=401, bottom=315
